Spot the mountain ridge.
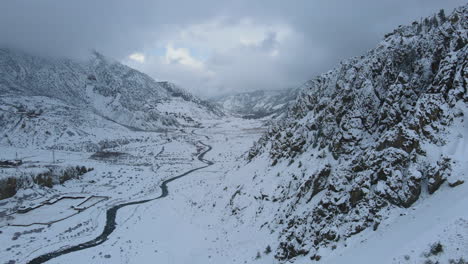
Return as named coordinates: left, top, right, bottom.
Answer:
left=0, top=48, right=223, bottom=132
left=228, top=4, right=468, bottom=261
left=211, top=88, right=299, bottom=119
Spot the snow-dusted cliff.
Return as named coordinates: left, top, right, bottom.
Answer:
left=226, top=5, right=467, bottom=262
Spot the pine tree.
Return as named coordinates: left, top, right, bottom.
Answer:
left=423, top=17, right=429, bottom=26
left=431, top=15, right=439, bottom=28
left=416, top=23, right=422, bottom=34
left=438, top=9, right=446, bottom=23
left=264, top=245, right=272, bottom=254
left=255, top=252, right=261, bottom=259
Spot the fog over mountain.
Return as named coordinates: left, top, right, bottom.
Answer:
left=1, top=0, right=464, bottom=96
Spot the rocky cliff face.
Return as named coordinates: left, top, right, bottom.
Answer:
left=242, top=5, right=467, bottom=261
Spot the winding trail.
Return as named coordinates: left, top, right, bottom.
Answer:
left=27, top=139, right=213, bottom=264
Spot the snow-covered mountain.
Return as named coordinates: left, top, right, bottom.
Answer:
left=212, top=88, right=299, bottom=119
left=1, top=4, right=467, bottom=264
left=225, top=5, right=467, bottom=262
left=0, top=49, right=222, bottom=131
left=0, top=49, right=223, bottom=149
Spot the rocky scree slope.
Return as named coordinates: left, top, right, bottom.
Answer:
left=0, top=49, right=222, bottom=132
left=243, top=5, right=467, bottom=261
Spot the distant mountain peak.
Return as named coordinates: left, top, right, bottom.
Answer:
left=212, top=88, right=299, bottom=119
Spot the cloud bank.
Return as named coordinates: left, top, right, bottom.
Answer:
left=1, top=0, right=465, bottom=96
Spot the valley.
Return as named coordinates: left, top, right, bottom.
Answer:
left=0, top=117, right=266, bottom=264
left=0, top=3, right=467, bottom=264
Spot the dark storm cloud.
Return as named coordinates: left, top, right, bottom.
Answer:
left=227, top=0, right=466, bottom=80
left=0, top=0, right=465, bottom=96
left=0, top=0, right=224, bottom=58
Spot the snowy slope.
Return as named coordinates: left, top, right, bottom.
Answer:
left=212, top=88, right=299, bottom=119
left=0, top=49, right=222, bottom=132
left=0, top=95, right=132, bottom=149
left=227, top=5, right=468, bottom=262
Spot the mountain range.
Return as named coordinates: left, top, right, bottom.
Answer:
left=0, top=4, right=467, bottom=264
left=0, top=49, right=222, bottom=148
left=211, top=88, right=299, bottom=119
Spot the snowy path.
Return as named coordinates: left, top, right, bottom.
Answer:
left=26, top=138, right=214, bottom=264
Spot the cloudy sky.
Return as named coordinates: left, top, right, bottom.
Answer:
left=0, top=0, right=465, bottom=97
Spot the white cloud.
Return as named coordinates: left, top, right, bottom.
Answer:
left=124, top=18, right=303, bottom=96
left=128, top=52, right=145, bottom=63
left=164, top=44, right=204, bottom=69
left=171, top=17, right=293, bottom=53
left=270, top=49, right=279, bottom=57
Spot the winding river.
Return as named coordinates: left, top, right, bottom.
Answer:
left=27, top=140, right=214, bottom=264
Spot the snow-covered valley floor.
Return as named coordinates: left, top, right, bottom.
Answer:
left=0, top=117, right=267, bottom=264
left=1, top=116, right=467, bottom=264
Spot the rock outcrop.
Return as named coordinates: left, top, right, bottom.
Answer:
left=244, top=5, right=467, bottom=261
